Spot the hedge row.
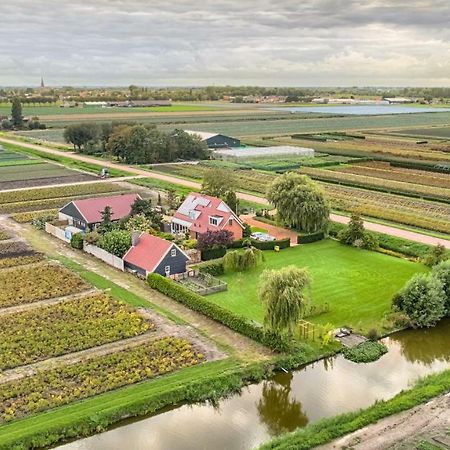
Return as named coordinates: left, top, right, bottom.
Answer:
left=195, top=258, right=225, bottom=276
left=201, top=246, right=227, bottom=261
left=328, top=221, right=433, bottom=258
left=229, top=237, right=291, bottom=250
left=147, top=273, right=289, bottom=352
left=297, top=232, right=325, bottom=244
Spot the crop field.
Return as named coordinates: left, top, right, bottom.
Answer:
left=0, top=293, right=153, bottom=370
left=14, top=129, right=68, bottom=144
left=272, top=134, right=450, bottom=164
left=299, top=166, right=450, bottom=202
left=152, top=163, right=450, bottom=234
left=0, top=241, right=211, bottom=426
left=155, top=111, right=450, bottom=137
left=387, top=126, right=450, bottom=139
left=0, top=262, right=90, bottom=308
left=10, top=209, right=58, bottom=223
left=335, top=161, right=450, bottom=189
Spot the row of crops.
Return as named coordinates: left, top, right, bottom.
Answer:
left=0, top=182, right=129, bottom=220
left=0, top=241, right=207, bottom=424
left=152, top=163, right=450, bottom=234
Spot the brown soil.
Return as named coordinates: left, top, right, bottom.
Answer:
left=318, top=392, right=450, bottom=450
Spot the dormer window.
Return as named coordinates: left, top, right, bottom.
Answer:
left=188, top=210, right=196, bottom=219
left=209, top=217, right=219, bottom=226
left=171, top=248, right=176, bottom=257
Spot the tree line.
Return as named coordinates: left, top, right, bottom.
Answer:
left=63, top=122, right=210, bottom=164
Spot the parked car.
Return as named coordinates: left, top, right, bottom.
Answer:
left=250, top=232, right=276, bottom=242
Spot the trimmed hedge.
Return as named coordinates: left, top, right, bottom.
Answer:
left=297, top=232, right=325, bottom=244
left=201, top=246, right=227, bottom=261
left=147, top=273, right=289, bottom=352
left=195, top=258, right=225, bottom=276
left=328, top=221, right=433, bottom=258
left=230, top=237, right=291, bottom=250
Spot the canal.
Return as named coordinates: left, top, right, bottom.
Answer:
left=57, top=320, right=450, bottom=450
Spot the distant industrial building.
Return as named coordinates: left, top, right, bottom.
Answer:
left=184, top=130, right=240, bottom=148
left=108, top=100, right=172, bottom=107
left=383, top=97, right=413, bottom=104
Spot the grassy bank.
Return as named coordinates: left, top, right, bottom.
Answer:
left=258, top=368, right=450, bottom=450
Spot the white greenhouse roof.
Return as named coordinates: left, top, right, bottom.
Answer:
left=214, top=146, right=314, bottom=158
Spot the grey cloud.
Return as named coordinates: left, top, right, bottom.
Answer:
left=0, top=0, right=449, bottom=86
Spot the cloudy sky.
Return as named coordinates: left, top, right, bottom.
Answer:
left=1, top=0, right=450, bottom=87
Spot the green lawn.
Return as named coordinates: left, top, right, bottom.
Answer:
left=208, top=240, right=427, bottom=331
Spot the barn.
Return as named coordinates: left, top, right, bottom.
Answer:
left=184, top=130, right=240, bottom=148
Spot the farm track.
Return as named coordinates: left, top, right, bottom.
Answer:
left=1, top=136, right=449, bottom=249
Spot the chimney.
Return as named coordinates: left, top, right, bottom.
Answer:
left=131, top=231, right=140, bottom=247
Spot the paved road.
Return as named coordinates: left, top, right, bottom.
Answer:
left=1, top=136, right=449, bottom=249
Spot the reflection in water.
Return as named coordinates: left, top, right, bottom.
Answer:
left=57, top=320, right=450, bottom=450
left=257, top=373, right=308, bottom=435
left=389, top=319, right=450, bottom=365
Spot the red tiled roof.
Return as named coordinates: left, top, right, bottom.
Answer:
left=72, top=193, right=140, bottom=224
left=123, top=233, right=175, bottom=273
left=173, top=192, right=243, bottom=234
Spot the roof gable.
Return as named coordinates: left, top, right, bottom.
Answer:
left=123, top=233, right=188, bottom=273
left=69, top=193, right=141, bottom=224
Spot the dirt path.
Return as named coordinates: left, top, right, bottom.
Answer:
left=318, top=392, right=450, bottom=450
left=1, top=136, right=449, bottom=249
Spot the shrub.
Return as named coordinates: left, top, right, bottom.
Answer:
left=229, top=237, right=291, bottom=251
left=195, top=259, right=224, bottom=276
left=393, top=273, right=446, bottom=328
left=366, top=328, right=379, bottom=341
left=337, top=213, right=378, bottom=250
left=343, top=341, right=388, bottom=363
left=147, top=273, right=289, bottom=351
left=97, top=230, right=131, bottom=257
left=31, top=213, right=56, bottom=231
left=431, top=260, right=450, bottom=315
left=223, top=246, right=264, bottom=272
left=70, top=233, right=84, bottom=250
left=201, top=246, right=227, bottom=261
left=197, top=230, right=234, bottom=251
left=422, top=244, right=448, bottom=267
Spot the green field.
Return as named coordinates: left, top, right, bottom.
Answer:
left=0, top=103, right=222, bottom=117
left=208, top=240, right=426, bottom=331
left=388, top=126, right=450, bottom=139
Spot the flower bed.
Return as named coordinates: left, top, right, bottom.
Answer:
left=0, top=263, right=89, bottom=308
left=0, top=254, right=44, bottom=269
left=0, top=293, right=154, bottom=370
left=11, top=209, right=58, bottom=224
left=0, top=337, right=204, bottom=422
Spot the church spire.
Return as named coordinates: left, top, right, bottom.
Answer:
left=40, top=77, right=45, bottom=88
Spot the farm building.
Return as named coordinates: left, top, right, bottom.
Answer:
left=108, top=100, right=171, bottom=107
left=123, top=232, right=189, bottom=277
left=59, top=193, right=140, bottom=231
left=184, top=130, right=240, bottom=148
left=171, top=192, right=244, bottom=240
left=215, top=145, right=314, bottom=158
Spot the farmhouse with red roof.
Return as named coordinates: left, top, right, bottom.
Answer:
left=171, top=192, right=244, bottom=239
left=59, top=193, right=141, bottom=231
left=123, top=232, right=189, bottom=277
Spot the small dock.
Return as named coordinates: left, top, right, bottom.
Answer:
left=334, top=328, right=367, bottom=348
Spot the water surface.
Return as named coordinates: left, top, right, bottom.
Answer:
left=57, top=320, right=450, bottom=450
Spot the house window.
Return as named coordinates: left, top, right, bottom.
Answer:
left=209, top=217, right=219, bottom=226
left=171, top=248, right=176, bottom=257
left=228, top=218, right=233, bottom=226
left=165, top=265, right=171, bottom=275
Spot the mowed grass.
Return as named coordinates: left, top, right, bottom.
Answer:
left=208, top=240, right=427, bottom=330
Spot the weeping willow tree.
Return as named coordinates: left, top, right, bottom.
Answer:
left=259, top=266, right=311, bottom=338
left=223, top=245, right=264, bottom=272
left=267, top=172, right=330, bottom=233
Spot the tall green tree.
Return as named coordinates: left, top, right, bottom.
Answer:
left=11, top=98, right=23, bottom=128
left=393, top=273, right=446, bottom=328
left=259, top=266, right=311, bottom=338
left=431, top=261, right=450, bottom=316
left=63, top=123, right=100, bottom=152
left=267, top=172, right=330, bottom=233
left=201, top=168, right=238, bottom=211
left=98, top=206, right=113, bottom=233
left=338, top=213, right=378, bottom=250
